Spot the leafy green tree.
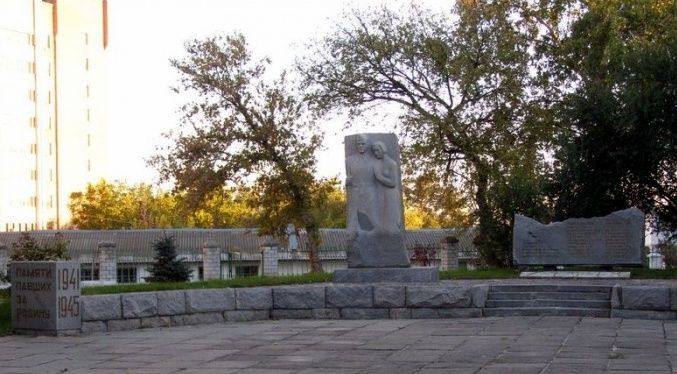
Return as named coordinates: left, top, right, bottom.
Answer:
left=549, top=0, right=677, bottom=234
left=69, top=180, right=130, bottom=229
left=308, top=178, right=346, bottom=229
left=404, top=172, right=473, bottom=229
left=150, top=33, right=326, bottom=271
left=144, top=235, right=192, bottom=282
left=188, top=187, right=258, bottom=228
left=11, top=232, right=70, bottom=261
left=300, top=2, right=553, bottom=265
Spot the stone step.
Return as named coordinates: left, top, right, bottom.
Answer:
left=489, top=284, right=612, bottom=293
left=483, top=307, right=611, bottom=318
left=487, top=291, right=610, bottom=301
left=485, top=299, right=611, bottom=309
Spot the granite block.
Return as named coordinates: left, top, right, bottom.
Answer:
left=389, top=308, right=411, bottom=319
left=271, top=309, right=314, bottom=319
left=122, top=292, right=157, bottom=318
left=374, top=285, right=405, bottom=308
left=235, top=287, right=272, bottom=310
left=326, top=285, right=373, bottom=308
left=183, top=312, right=224, bottom=325
left=81, top=295, right=122, bottom=321
left=273, top=286, right=325, bottom=309
left=224, top=310, right=270, bottom=322
left=406, top=286, right=471, bottom=308
left=313, top=308, right=340, bottom=319
left=622, top=286, right=670, bottom=311
left=340, top=308, right=388, bottom=319
left=140, top=316, right=171, bottom=328
left=157, top=290, right=186, bottom=315
left=470, top=285, right=489, bottom=308
left=185, top=289, right=235, bottom=313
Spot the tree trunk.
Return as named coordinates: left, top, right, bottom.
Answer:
left=469, top=159, right=505, bottom=267
left=299, top=208, right=323, bottom=273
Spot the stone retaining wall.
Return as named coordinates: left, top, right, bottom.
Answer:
left=80, top=284, right=677, bottom=333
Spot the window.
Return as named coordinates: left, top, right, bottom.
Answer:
left=30, top=144, right=37, bottom=154
left=30, top=170, right=37, bottom=180
left=86, top=85, right=90, bottom=97
left=87, top=159, right=91, bottom=172
left=47, top=35, right=51, bottom=49
left=87, top=134, right=91, bottom=146
left=198, top=266, right=204, bottom=281
left=48, top=91, right=51, bottom=104
left=84, top=32, right=89, bottom=45
left=236, top=265, right=259, bottom=277
left=29, top=196, right=37, bottom=207
left=80, top=264, right=99, bottom=281
left=117, top=267, right=137, bottom=283
left=49, top=143, right=52, bottom=155
left=29, top=117, right=36, bottom=128
left=85, top=58, right=89, bottom=70
left=86, top=109, right=90, bottom=122
left=28, top=90, right=36, bottom=101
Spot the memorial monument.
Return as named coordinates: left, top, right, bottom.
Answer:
left=334, top=133, right=438, bottom=283
left=513, top=208, right=644, bottom=267
left=11, top=261, right=81, bottom=335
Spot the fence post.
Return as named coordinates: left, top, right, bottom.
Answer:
left=97, top=241, right=117, bottom=284
left=261, top=243, right=279, bottom=276
left=0, top=242, right=7, bottom=277
left=440, top=236, right=459, bottom=271
left=202, top=241, right=222, bottom=280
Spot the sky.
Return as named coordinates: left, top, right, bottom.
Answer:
left=105, top=0, right=451, bottom=185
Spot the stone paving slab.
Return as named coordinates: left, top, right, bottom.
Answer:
left=0, top=317, right=676, bottom=373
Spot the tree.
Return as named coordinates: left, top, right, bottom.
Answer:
left=144, top=235, right=192, bottom=282
left=549, top=0, right=677, bottom=235
left=11, top=232, right=70, bottom=261
left=150, top=33, right=326, bottom=271
left=300, top=2, right=553, bottom=265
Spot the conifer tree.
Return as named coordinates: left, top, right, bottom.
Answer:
left=145, top=235, right=192, bottom=282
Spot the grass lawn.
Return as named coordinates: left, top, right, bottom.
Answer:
left=82, top=272, right=333, bottom=295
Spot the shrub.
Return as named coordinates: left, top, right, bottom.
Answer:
left=11, top=232, right=70, bottom=261
left=144, top=235, right=192, bottom=282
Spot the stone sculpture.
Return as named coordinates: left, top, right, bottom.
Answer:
left=513, top=208, right=645, bottom=266
left=344, top=133, right=409, bottom=268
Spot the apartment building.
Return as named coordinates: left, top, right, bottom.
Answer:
left=0, top=0, right=108, bottom=230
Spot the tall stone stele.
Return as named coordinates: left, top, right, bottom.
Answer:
left=334, top=133, right=438, bottom=283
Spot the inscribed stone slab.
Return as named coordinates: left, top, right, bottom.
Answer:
left=11, top=261, right=81, bottom=334
left=513, top=208, right=644, bottom=266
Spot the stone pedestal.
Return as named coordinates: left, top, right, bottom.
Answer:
left=11, top=261, right=81, bottom=335
left=261, top=245, right=279, bottom=276
left=202, top=241, right=222, bottom=280
left=333, top=267, right=438, bottom=283
left=97, top=241, right=117, bottom=284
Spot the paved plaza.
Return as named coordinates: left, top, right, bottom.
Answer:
left=0, top=316, right=676, bottom=374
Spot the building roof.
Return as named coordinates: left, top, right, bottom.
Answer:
left=0, top=228, right=477, bottom=263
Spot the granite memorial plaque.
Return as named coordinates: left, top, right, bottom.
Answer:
left=513, top=208, right=644, bottom=266
left=12, top=261, right=81, bottom=335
